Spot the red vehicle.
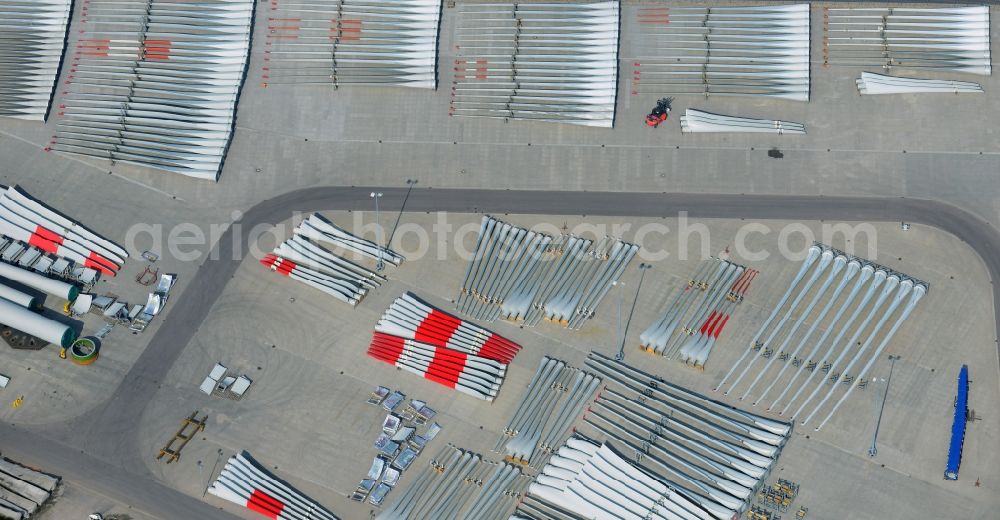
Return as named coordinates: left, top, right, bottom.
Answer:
left=645, top=97, right=674, bottom=127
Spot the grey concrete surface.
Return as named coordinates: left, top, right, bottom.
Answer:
left=1, top=3, right=999, bottom=228
left=55, top=186, right=1000, bottom=475
left=0, top=1, right=997, bottom=518
left=3, top=188, right=999, bottom=520
left=7, top=469, right=156, bottom=520
left=131, top=212, right=998, bottom=520
left=0, top=428, right=237, bottom=520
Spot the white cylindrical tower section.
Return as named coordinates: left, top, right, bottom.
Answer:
left=0, top=297, right=76, bottom=347
left=0, top=262, right=79, bottom=301
left=0, top=283, right=41, bottom=310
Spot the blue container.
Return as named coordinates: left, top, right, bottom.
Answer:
left=944, top=365, right=969, bottom=480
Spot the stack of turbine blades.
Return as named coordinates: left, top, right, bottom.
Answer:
left=558, top=238, right=640, bottom=330
left=634, top=4, right=810, bottom=101
left=0, top=184, right=129, bottom=277
left=266, top=0, right=442, bottom=89
left=825, top=6, right=991, bottom=76
left=528, top=439, right=716, bottom=520
left=461, top=465, right=531, bottom=520
left=494, top=357, right=601, bottom=467
left=261, top=253, right=376, bottom=305
left=456, top=215, right=637, bottom=330
left=451, top=1, right=620, bottom=127
left=681, top=109, right=806, bottom=134
left=368, top=293, right=521, bottom=401
left=856, top=71, right=984, bottom=94
left=714, top=243, right=929, bottom=431
left=0, top=0, right=72, bottom=121
left=208, top=451, right=339, bottom=520
left=640, top=258, right=759, bottom=367
left=378, top=447, right=527, bottom=520
left=262, top=230, right=388, bottom=305
left=295, top=213, right=405, bottom=265
left=456, top=215, right=554, bottom=322
left=577, top=351, right=793, bottom=520
left=50, top=0, right=254, bottom=180
left=367, top=332, right=508, bottom=401
left=369, top=293, right=519, bottom=400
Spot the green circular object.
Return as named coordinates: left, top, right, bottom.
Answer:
left=69, top=337, right=97, bottom=364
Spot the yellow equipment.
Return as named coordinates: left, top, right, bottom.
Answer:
left=157, top=411, right=208, bottom=463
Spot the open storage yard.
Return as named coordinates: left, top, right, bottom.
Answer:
left=9, top=210, right=984, bottom=520
left=176, top=214, right=1000, bottom=519
left=0, top=1, right=999, bottom=520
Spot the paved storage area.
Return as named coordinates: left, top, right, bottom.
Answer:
left=0, top=2, right=997, bottom=519
left=117, top=212, right=1000, bottom=520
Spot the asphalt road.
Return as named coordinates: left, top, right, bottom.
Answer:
left=4, top=188, right=1000, bottom=519
left=0, top=424, right=234, bottom=520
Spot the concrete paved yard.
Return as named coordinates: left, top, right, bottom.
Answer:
left=0, top=1, right=995, bottom=518
left=0, top=3, right=999, bottom=229
left=116, top=212, right=999, bottom=520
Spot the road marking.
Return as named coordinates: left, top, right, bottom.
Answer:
left=0, top=128, right=184, bottom=202
left=47, top=151, right=183, bottom=202
left=232, top=126, right=1000, bottom=158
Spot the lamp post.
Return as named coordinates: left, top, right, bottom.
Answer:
left=206, top=449, right=222, bottom=498
left=868, top=355, right=900, bottom=457
left=388, top=179, right=417, bottom=246
left=618, top=263, right=651, bottom=360
left=370, top=191, right=384, bottom=271
left=612, top=280, right=624, bottom=360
